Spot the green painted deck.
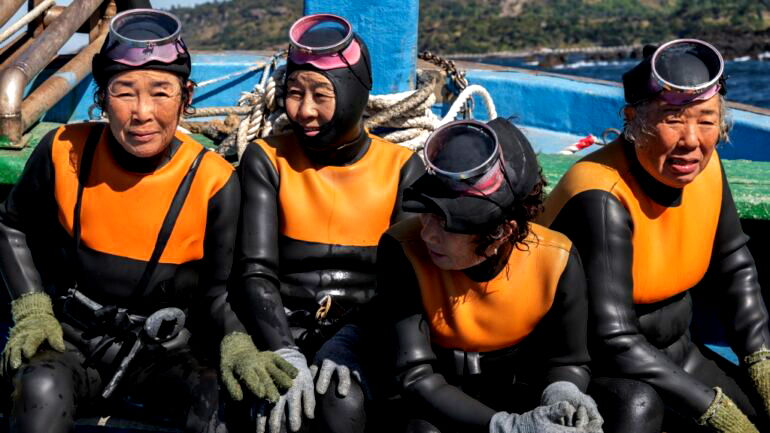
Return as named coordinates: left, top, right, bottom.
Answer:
left=2, top=123, right=769, bottom=220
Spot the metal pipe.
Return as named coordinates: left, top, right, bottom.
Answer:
left=0, top=0, right=104, bottom=147
left=0, top=32, right=33, bottom=67
left=0, top=0, right=56, bottom=46
left=22, top=24, right=108, bottom=130
left=0, top=0, right=26, bottom=30
left=43, top=5, right=66, bottom=27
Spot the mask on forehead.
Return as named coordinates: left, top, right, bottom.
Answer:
left=285, top=15, right=373, bottom=149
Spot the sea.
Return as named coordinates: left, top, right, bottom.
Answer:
left=469, top=56, right=770, bottom=110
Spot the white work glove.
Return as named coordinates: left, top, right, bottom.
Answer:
left=310, top=324, right=366, bottom=397
left=257, top=347, right=315, bottom=433
left=489, top=402, right=587, bottom=433
left=541, top=381, right=604, bottom=432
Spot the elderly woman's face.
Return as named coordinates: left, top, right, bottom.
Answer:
left=419, top=213, right=510, bottom=270
left=285, top=70, right=336, bottom=137
left=630, top=95, right=721, bottom=188
left=105, top=70, right=187, bottom=158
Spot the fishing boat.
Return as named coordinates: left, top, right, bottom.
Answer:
left=0, top=0, right=768, bottom=430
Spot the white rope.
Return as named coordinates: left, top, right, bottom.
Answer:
left=0, top=0, right=56, bottom=45
left=233, top=58, right=290, bottom=157
left=364, top=79, right=498, bottom=152
left=438, top=85, right=497, bottom=127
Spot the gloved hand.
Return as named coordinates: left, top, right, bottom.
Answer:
left=257, top=347, right=315, bottom=433
left=746, top=348, right=770, bottom=420
left=697, top=387, right=759, bottom=433
left=541, top=381, right=603, bottom=432
left=310, top=324, right=366, bottom=397
left=489, top=402, right=588, bottom=433
left=220, top=332, right=297, bottom=402
left=2, top=292, right=65, bottom=376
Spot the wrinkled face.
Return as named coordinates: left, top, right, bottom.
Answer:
left=105, top=70, right=188, bottom=158
left=631, top=95, right=721, bottom=188
left=419, top=213, right=510, bottom=271
left=285, top=70, right=336, bottom=138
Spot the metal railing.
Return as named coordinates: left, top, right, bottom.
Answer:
left=0, top=0, right=115, bottom=148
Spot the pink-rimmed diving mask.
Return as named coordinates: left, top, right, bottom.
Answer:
left=423, top=120, right=506, bottom=197
left=288, top=14, right=362, bottom=71
left=105, top=9, right=186, bottom=67
left=649, top=39, right=724, bottom=106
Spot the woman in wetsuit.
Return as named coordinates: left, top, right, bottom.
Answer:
left=539, top=39, right=770, bottom=433
left=234, top=14, right=424, bottom=433
left=0, top=10, right=294, bottom=433
left=379, top=118, right=603, bottom=433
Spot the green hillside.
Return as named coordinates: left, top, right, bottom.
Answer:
left=171, top=0, right=770, bottom=55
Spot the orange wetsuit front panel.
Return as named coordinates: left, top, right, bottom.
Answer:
left=389, top=218, right=571, bottom=352
left=256, top=133, right=414, bottom=247
left=52, top=123, right=233, bottom=265
left=539, top=140, right=722, bottom=304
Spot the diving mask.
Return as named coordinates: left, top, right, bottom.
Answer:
left=288, top=13, right=362, bottom=71
left=105, top=8, right=186, bottom=67
left=423, top=120, right=505, bottom=197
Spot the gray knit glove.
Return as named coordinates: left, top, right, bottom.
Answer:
left=310, top=324, right=365, bottom=397
left=541, top=381, right=604, bottom=432
left=220, top=332, right=297, bottom=402
left=2, top=292, right=65, bottom=376
left=257, top=347, right=315, bottom=433
left=490, top=402, right=587, bottom=433
left=697, top=387, right=759, bottom=433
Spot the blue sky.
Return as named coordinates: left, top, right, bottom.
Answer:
left=1, top=0, right=226, bottom=52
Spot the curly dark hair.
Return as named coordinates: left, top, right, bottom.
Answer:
left=94, top=75, right=196, bottom=117
left=473, top=169, right=547, bottom=257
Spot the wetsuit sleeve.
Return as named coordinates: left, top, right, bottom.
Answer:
left=233, top=142, right=294, bottom=350
left=198, top=172, right=247, bottom=336
left=550, top=190, right=715, bottom=418
left=391, top=153, right=425, bottom=224
left=707, top=164, right=770, bottom=358
left=0, top=130, right=58, bottom=299
left=379, top=234, right=495, bottom=432
left=534, top=246, right=591, bottom=392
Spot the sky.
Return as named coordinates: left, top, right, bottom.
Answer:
left=0, top=0, right=226, bottom=52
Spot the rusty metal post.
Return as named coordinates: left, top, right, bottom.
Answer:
left=0, top=0, right=26, bottom=30
left=0, top=0, right=105, bottom=148
left=22, top=24, right=108, bottom=129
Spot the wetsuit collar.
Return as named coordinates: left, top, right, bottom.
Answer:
left=623, top=139, right=683, bottom=207
left=463, top=241, right=514, bottom=282
left=107, top=131, right=182, bottom=173
left=301, top=127, right=370, bottom=166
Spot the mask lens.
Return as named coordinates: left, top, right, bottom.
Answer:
left=424, top=121, right=503, bottom=195
left=107, top=9, right=184, bottom=66
left=651, top=39, right=723, bottom=95
left=289, top=14, right=353, bottom=55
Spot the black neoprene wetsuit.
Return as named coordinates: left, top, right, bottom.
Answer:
left=233, top=129, right=423, bottom=433
left=539, top=138, right=770, bottom=432
left=380, top=217, right=591, bottom=433
left=234, top=130, right=423, bottom=349
left=0, top=123, right=246, bottom=433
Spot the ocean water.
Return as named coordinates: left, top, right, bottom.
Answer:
left=472, top=57, right=770, bottom=110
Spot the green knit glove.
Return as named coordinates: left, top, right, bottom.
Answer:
left=697, top=387, right=759, bottom=433
left=1, top=292, right=65, bottom=376
left=220, top=332, right=298, bottom=402
left=746, top=348, right=770, bottom=420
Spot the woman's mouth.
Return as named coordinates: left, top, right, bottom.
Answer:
left=667, top=157, right=699, bottom=175
left=427, top=247, right=446, bottom=261
left=129, top=131, right=158, bottom=143
left=303, top=127, right=321, bottom=137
